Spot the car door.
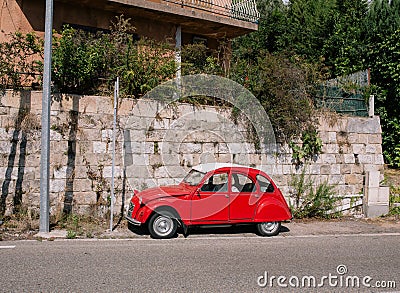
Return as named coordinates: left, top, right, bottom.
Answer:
left=229, top=172, right=258, bottom=220
left=190, top=172, right=230, bottom=222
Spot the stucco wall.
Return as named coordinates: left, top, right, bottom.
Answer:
left=0, top=91, right=384, bottom=217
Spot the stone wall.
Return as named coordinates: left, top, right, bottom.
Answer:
left=0, top=91, right=384, bottom=217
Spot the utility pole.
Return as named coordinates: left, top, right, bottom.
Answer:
left=39, top=0, right=54, bottom=233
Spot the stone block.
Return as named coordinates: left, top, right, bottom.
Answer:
left=50, top=179, right=65, bottom=193
left=329, top=175, right=345, bottom=185
left=323, top=144, right=339, bottom=154
left=118, top=99, right=135, bottom=115
left=202, top=143, right=217, bottom=154
left=347, top=133, right=359, bottom=144
left=53, top=166, right=68, bottom=179
left=153, top=166, right=170, bottom=178
left=153, top=118, right=170, bottom=130
left=215, top=153, right=233, bottom=163
left=74, top=192, right=97, bottom=205
left=330, top=164, right=341, bottom=175
left=320, top=165, right=331, bottom=175
left=368, top=134, right=382, bottom=144
left=129, top=154, right=148, bottom=166
left=320, top=154, right=336, bottom=164
left=310, top=164, right=320, bottom=175
left=103, top=166, right=122, bottom=178
left=217, top=143, right=229, bottom=154
left=227, top=142, right=244, bottom=154
left=157, top=178, right=179, bottom=186
left=74, top=179, right=94, bottom=192
left=366, top=171, right=380, bottom=188
left=124, top=117, right=153, bottom=131
left=363, top=164, right=380, bottom=173
left=164, top=165, right=186, bottom=178
left=327, top=132, right=337, bottom=143
left=93, top=141, right=108, bottom=154
left=352, top=144, right=365, bottom=154
left=199, top=152, right=216, bottom=164
left=343, top=154, right=355, bottom=164
left=158, top=142, right=179, bottom=155
left=374, top=154, right=384, bottom=165
left=347, top=116, right=381, bottom=134
left=79, top=96, right=98, bottom=114
left=345, top=174, right=362, bottom=185
left=145, top=129, right=167, bottom=142
left=358, top=154, right=373, bottom=164
left=232, top=154, right=251, bottom=166
left=364, top=204, right=389, bottom=218
left=340, top=164, right=352, bottom=174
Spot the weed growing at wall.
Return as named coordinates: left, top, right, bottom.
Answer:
left=289, top=168, right=341, bottom=219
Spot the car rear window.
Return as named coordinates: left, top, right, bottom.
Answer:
left=256, top=174, right=274, bottom=192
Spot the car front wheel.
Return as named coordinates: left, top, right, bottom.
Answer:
left=257, top=221, right=281, bottom=236
left=148, top=211, right=178, bottom=239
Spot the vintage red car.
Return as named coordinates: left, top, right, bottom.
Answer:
left=126, top=163, right=292, bottom=239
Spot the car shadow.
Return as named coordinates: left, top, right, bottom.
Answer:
left=127, top=222, right=290, bottom=238
left=187, top=224, right=290, bottom=237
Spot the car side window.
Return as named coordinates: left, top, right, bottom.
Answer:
left=231, top=173, right=256, bottom=192
left=256, top=174, right=274, bottom=192
left=200, top=173, right=228, bottom=192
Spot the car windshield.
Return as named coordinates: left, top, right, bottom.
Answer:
left=182, top=169, right=206, bottom=186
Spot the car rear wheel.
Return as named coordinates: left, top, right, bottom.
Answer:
left=257, top=221, right=281, bottom=236
left=148, top=211, right=178, bottom=239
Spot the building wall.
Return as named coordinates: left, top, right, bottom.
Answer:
left=0, top=0, right=220, bottom=48
left=0, top=91, right=384, bottom=217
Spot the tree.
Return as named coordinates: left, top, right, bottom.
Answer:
left=323, top=0, right=369, bottom=77
left=232, top=0, right=288, bottom=60
left=283, top=0, right=336, bottom=61
left=368, top=29, right=400, bottom=167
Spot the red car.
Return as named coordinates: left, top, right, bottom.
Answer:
left=126, top=163, right=292, bottom=239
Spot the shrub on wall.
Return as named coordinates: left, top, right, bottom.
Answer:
left=0, top=32, right=43, bottom=91
left=52, top=16, right=176, bottom=97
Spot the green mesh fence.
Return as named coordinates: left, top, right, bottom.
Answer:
left=315, top=85, right=368, bottom=117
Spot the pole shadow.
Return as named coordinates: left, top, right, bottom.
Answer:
left=63, top=96, right=79, bottom=214
left=0, top=91, right=31, bottom=217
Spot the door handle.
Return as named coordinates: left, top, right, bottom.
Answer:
left=225, top=194, right=229, bottom=198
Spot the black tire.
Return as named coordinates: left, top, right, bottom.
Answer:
left=256, top=222, right=281, bottom=237
left=148, top=211, right=178, bottom=239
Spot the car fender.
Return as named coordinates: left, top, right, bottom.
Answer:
left=138, top=197, right=189, bottom=225
left=254, top=193, right=292, bottom=222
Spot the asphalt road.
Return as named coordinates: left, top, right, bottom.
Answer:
left=1, top=234, right=399, bottom=292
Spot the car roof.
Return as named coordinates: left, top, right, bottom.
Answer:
left=192, top=163, right=260, bottom=173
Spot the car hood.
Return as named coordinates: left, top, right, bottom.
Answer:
left=137, top=184, right=195, bottom=203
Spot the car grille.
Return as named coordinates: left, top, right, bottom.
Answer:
left=128, top=202, right=135, bottom=215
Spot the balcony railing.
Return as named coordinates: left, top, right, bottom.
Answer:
left=163, top=0, right=260, bottom=23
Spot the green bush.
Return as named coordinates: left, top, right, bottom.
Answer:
left=0, top=32, right=43, bottom=90
left=289, top=168, right=340, bottom=219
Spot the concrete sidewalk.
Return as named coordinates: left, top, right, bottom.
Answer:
left=2, top=217, right=400, bottom=241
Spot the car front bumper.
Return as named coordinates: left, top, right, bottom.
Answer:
left=125, top=214, right=141, bottom=226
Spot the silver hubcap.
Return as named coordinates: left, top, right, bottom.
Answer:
left=261, top=222, right=278, bottom=233
left=153, top=216, right=173, bottom=236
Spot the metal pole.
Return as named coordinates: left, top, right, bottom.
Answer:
left=110, top=77, right=118, bottom=231
left=175, top=25, right=182, bottom=82
left=39, top=0, right=54, bottom=233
